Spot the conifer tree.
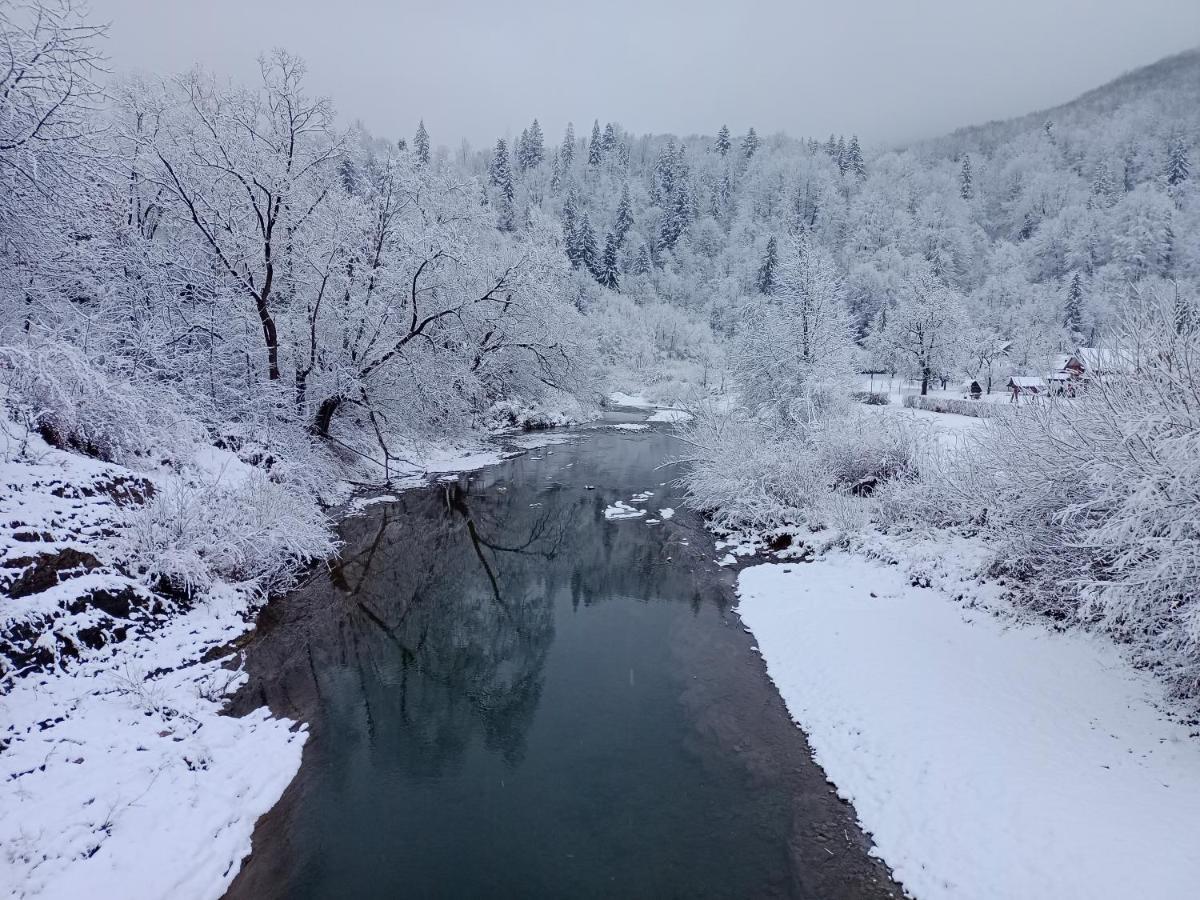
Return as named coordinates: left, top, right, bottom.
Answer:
left=633, top=242, right=653, bottom=275
left=338, top=158, right=361, bottom=196
left=756, top=236, right=778, bottom=294
left=489, top=138, right=515, bottom=231
left=577, top=212, right=599, bottom=274
left=600, top=233, right=620, bottom=290
left=1064, top=271, right=1083, bottom=334
left=1092, top=161, right=1116, bottom=206
left=960, top=155, right=974, bottom=200
left=652, top=140, right=676, bottom=205
left=525, top=118, right=545, bottom=169
left=516, top=127, right=531, bottom=171
left=489, top=138, right=515, bottom=202
left=614, top=183, right=634, bottom=245
left=715, top=125, right=731, bottom=157
left=561, top=122, right=576, bottom=167
left=836, top=135, right=848, bottom=175
left=824, top=134, right=838, bottom=157
left=846, top=135, right=866, bottom=180
left=602, top=122, right=618, bottom=156
left=1166, top=132, right=1191, bottom=186
left=396, top=137, right=408, bottom=152
left=561, top=188, right=581, bottom=268
left=414, top=119, right=431, bottom=166
left=742, top=127, right=760, bottom=159
left=588, top=120, right=602, bottom=166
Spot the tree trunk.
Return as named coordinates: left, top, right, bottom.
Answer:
left=311, top=395, right=342, bottom=437
left=921, top=366, right=930, bottom=396
left=256, top=296, right=281, bottom=381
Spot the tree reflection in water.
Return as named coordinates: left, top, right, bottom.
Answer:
left=232, top=476, right=576, bottom=772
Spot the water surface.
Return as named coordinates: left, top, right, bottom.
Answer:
left=227, top=418, right=899, bottom=899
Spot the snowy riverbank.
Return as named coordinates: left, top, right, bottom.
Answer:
left=0, top=417, right=568, bottom=899
left=736, top=549, right=1200, bottom=899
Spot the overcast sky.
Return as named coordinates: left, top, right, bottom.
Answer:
left=95, top=0, right=1200, bottom=150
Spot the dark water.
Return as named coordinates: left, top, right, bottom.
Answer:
left=226, top=416, right=899, bottom=900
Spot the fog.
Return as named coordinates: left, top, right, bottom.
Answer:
left=97, top=0, right=1200, bottom=147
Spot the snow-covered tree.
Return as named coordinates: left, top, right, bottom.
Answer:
left=756, top=236, right=778, bottom=295
left=871, top=267, right=967, bottom=394
left=414, top=119, right=431, bottom=166
left=742, top=127, right=760, bottom=160
left=715, top=125, right=731, bottom=157
left=732, top=237, right=857, bottom=415
left=588, top=120, right=602, bottom=167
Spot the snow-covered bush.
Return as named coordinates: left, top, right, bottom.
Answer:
left=679, top=395, right=929, bottom=531
left=0, top=340, right=203, bottom=465
left=902, top=394, right=998, bottom=417
left=850, top=391, right=890, bottom=405
left=130, top=470, right=332, bottom=594
left=963, top=290, right=1200, bottom=696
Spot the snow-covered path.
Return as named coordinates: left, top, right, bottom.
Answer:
left=738, top=554, right=1200, bottom=900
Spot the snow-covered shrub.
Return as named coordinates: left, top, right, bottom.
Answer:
left=0, top=340, right=203, bottom=465
left=678, top=405, right=830, bottom=529
left=130, top=470, right=332, bottom=595
left=812, top=407, right=929, bottom=491
left=850, top=391, right=889, bottom=405
left=964, top=291, right=1200, bottom=696
left=679, top=395, right=929, bottom=531
left=902, top=394, right=997, bottom=417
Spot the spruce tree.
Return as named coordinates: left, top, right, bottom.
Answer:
left=338, top=158, right=361, bottom=196
left=1166, top=133, right=1191, bottom=186
left=489, top=138, right=515, bottom=231
left=846, top=135, right=866, bottom=180
left=577, top=212, right=599, bottom=275
left=602, top=122, right=618, bottom=156
left=414, top=120, right=431, bottom=166
left=715, top=125, right=731, bottom=157
left=742, top=127, right=760, bottom=159
left=526, top=118, right=545, bottom=169
left=1092, top=161, right=1116, bottom=206
left=599, top=233, right=620, bottom=290
left=653, top=140, right=676, bottom=205
left=516, top=127, right=531, bottom=171
left=614, top=183, right=634, bottom=245
left=633, top=242, right=652, bottom=275
left=489, top=138, right=515, bottom=202
left=550, top=151, right=563, bottom=193
left=588, top=120, right=602, bottom=166
left=561, top=188, right=581, bottom=268
left=824, top=134, right=838, bottom=157
left=1064, top=271, right=1083, bottom=334
left=836, top=135, right=848, bottom=175
left=756, top=236, right=778, bottom=295
left=560, top=122, right=576, bottom=168
left=960, top=155, right=974, bottom=200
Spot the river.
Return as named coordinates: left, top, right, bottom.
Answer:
left=224, top=412, right=899, bottom=899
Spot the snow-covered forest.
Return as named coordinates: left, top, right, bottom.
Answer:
left=2, top=0, right=1199, bottom=694
left=4, top=0, right=1200, bottom=894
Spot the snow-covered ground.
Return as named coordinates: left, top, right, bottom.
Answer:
left=738, top=554, right=1200, bottom=900
left=1, top=587, right=307, bottom=900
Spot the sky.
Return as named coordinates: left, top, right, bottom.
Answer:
left=95, top=0, right=1200, bottom=151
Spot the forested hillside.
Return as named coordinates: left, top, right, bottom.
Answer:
left=1, top=0, right=1198, bottom=683
left=465, top=46, right=1198, bottom=391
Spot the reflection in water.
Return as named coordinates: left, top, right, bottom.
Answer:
left=226, top=426, right=898, bottom=900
